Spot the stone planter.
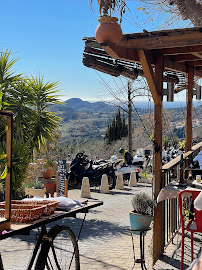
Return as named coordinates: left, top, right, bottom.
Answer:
left=25, top=187, right=46, bottom=198
left=95, top=16, right=122, bottom=44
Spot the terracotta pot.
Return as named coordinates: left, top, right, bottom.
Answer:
left=42, top=170, right=53, bottom=179
left=45, top=183, right=56, bottom=197
left=95, top=16, right=123, bottom=44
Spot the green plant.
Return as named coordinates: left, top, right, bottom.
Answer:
left=131, top=192, right=157, bottom=216
left=25, top=181, right=45, bottom=189
left=43, top=160, right=55, bottom=170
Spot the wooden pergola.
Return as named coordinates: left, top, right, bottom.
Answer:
left=83, top=26, right=202, bottom=263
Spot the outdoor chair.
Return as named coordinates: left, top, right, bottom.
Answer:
left=178, top=189, right=202, bottom=270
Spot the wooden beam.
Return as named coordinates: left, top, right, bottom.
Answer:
left=101, top=43, right=140, bottom=63
left=152, top=44, right=202, bottom=55
left=172, top=54, right=200, bottom=62
left=5, top=116, right=11, bottom=220
left=191, top=52, right=202, bottom=59
left=138, top=50, right=161, bottom=105
left=120, top=32, right=202, bottom=50
left=186, top=66, right=193, bottom=151
left=187, top=60, right=202, bottom=67
left=153, top=55, right=163, bottom=264
left=164, top=57, right=202, bottom=77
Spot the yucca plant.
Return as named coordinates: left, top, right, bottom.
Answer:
left=90, top=0, right=126, bottom=17
left=131, top=192, right=157, bottom=216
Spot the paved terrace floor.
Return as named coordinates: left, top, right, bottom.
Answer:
left=0, top=182, right=201, bottom=270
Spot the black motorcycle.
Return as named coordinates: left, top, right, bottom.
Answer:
left=67, top=152, right=117, bottom=189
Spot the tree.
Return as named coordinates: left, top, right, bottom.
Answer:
left=105, top=108, right=128, bottom=144
left=0, top=50, right=62, bottom=198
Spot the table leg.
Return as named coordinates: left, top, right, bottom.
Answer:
left=0, top=253, right=4, bottom=270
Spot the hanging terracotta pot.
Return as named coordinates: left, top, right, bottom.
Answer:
left=95, top=16, right=123, bottom=44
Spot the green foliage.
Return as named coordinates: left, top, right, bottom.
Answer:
left=43, top=160, right=55, bottom=169
left=105, top=108, right=128, bottom=144
left=131, top=192, right=157, bottom=216
left=171, top=134, right=179, bottom=148
left=163, top=137, right=169, bottom=150
left=172, top=127, right=185, bottom=139
left=0, top=50, right=62, bottom=197
left=11, top=140, right=32, bottom=199
left=24, top=181, right=45, bottom=189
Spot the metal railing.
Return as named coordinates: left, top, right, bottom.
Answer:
left=161, top=141, right=202, bottom=249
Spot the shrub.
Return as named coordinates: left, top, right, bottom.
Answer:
left=131, top=192, right=157, bottom=216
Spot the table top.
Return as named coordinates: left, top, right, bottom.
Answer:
left=156, top=181, right=202, bottom=203
left=0, top=200, right=103, bottom=241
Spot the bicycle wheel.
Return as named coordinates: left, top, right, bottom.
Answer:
left=36, top=225, right=80, bottom=270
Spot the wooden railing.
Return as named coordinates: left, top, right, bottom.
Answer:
left=161, top=141, right=202, bottom=249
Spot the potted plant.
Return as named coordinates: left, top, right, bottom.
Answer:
left=42, top=160, right=55, bottom=180
left=90, top=0, right=123, bottom=44
left=24, top=181, right=46, bottom=198
left=129, top=192, right=157, bottom=234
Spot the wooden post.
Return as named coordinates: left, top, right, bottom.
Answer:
left=56, top=171, right=58, bottom=196
left=128, top=81, right=133, bottom=153
left=65, top=179, right=68, bottom=197
left=0, top=111, right=12, bottom=231
left=153, top=55, right=163, bottom=264
left=186, top=66, right=193, bottom=151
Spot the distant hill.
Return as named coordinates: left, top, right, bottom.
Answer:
left=64, top=98, right=115, bottom=112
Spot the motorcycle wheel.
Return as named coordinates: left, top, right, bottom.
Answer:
left=67, top=175, right=79, bottom=188
left=107, top=174, right=116, bottom=190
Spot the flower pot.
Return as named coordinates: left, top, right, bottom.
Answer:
left=95, top=16, right=123, bottom=44
left=129, top=211, right=153, bottom=235
left=45, top=183, right=56, bottom=197
left=42, top=170, right=53, bottom=179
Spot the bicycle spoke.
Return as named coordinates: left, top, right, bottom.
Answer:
left=44, top=226, right=80, bottom=270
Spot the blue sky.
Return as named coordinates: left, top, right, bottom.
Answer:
left=0, top=0, right=194, bottom=104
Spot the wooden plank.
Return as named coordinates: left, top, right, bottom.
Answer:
left=65, top=179, right=68, bottom=197
left=101, top=43, right=140, bottom=63
left=186, top=66, right=193, bottom=151
left=164, top=57, right=202, bottom=77
left=138, top=50, right=161, bottom=105
left=187, top=60, right=202, bottom=67
left=5, top=116, right=11, bottom=221
left=152, top=44, right=202, bottom=55
left=153, top=54, right=163, bottom=264
left=191, top=52, right=202, bottom=59
left=120, top=32, right=202, bottom=50
left=172, top=54, right=200, bottom=62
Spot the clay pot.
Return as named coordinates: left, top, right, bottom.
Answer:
left=95, top=16, right=123, bottom=44
left=45, top=183, right=56, bottom=197
left=42, top=170, right=53, bottom=180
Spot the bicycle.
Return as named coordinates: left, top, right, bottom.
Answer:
left=29, top=224, right=80, bottom=270
left=0, top=200, right=103, bottom=270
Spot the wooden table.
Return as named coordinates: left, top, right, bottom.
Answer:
left=191, top=180, right=202, bottom=190
left=0, top=200, right=103, bottom=240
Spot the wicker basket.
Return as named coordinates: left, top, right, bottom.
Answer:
left=0, top=204, right=46, bottom=223
left=10, top=200, right=59, bottom=215
left=0, top=200, right=59, bottom=223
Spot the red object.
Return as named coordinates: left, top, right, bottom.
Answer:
left=178, top=189, right=202, bottom=270
left=45, top=183, right=56, bottom=197
left=42, top=170, right=53, bottom=179
left=95, top=16, right=122, bottom=44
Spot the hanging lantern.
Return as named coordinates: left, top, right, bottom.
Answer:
left=95, top=16, right=123, bottom=44
left=167, top=82, right=174, bottom=102
left=196, top=85, right=201, bottom=100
